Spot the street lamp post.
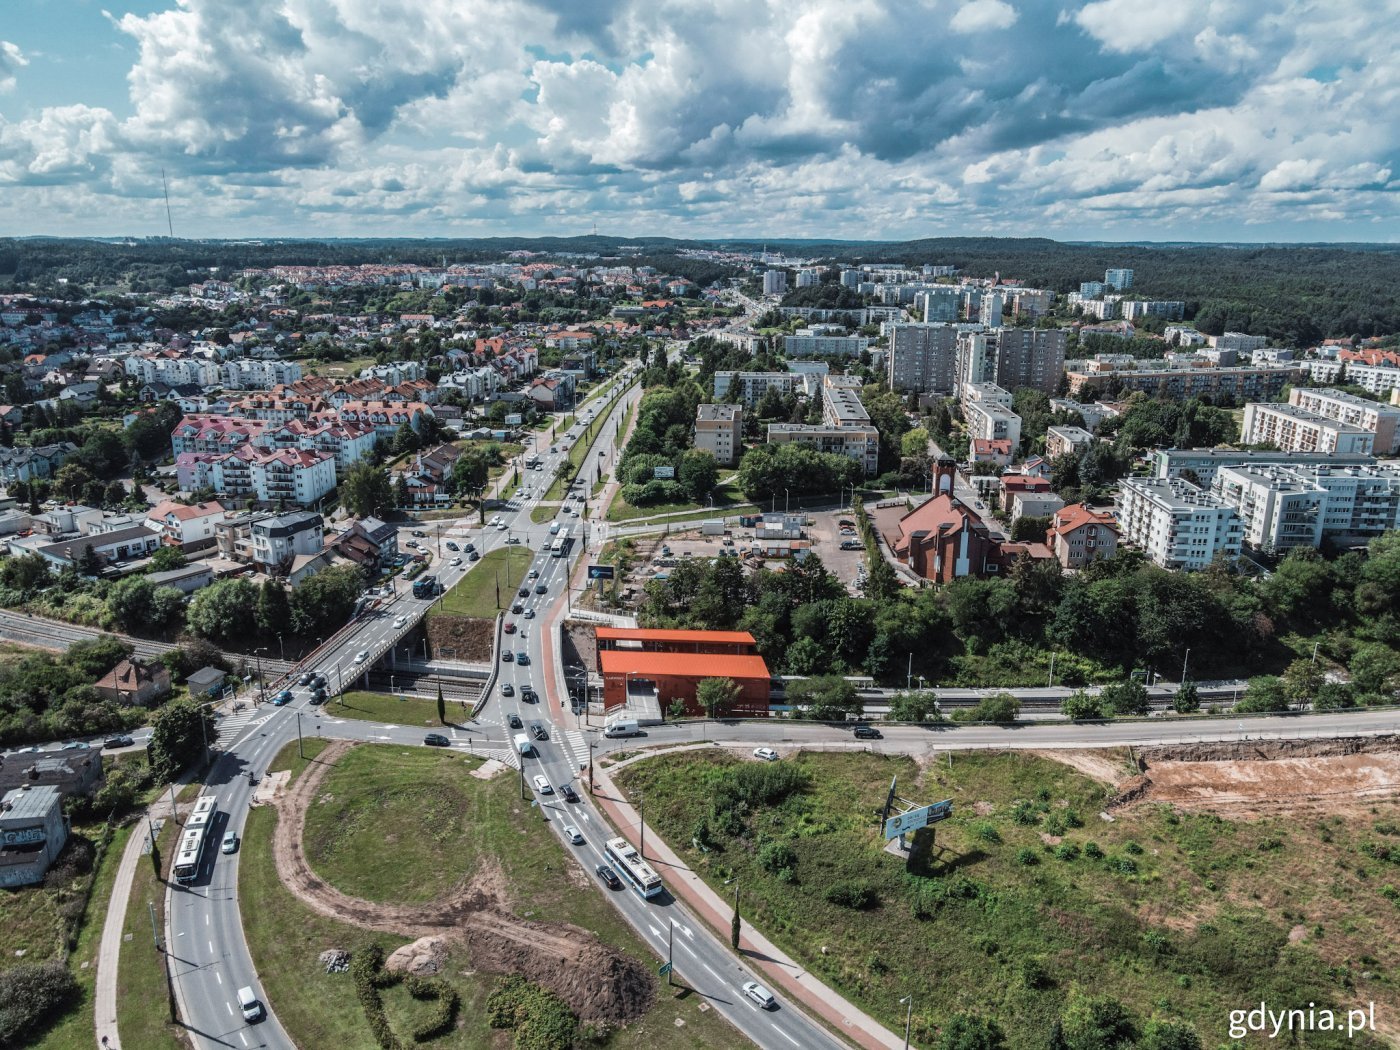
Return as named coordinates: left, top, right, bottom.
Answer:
left=277, top=634, right=285, bottom=661
left=1181, top=647, right=1191, bottom=683
left=1048, top=651, right=1057, bottom=689
left=901, top=995, right=913, bottom=1050
left=253, top=647, right=267, bottom=703
left=724, top=876, right=741, bottom=949
left=784, top=487, right=790, bottom=515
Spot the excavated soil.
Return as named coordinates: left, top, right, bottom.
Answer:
left=1104, top=736, right=1400, bottom=815
left=273, top=741, right=654, bottom=1024
left=425, top=616, right=495, bottom=662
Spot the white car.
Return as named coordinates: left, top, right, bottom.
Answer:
left=451, top=557, right=462, bottom=566
left=354, top=650, right=369, bottom=663
left=495, top=522, right=507, bottom=531
left=752, top=747, right=779, bottom=762
left=563, top=824, right=584, bottom=844
left=532, top=775, right=553, bottom=795
left=527, top=569, right=539, bottom=579
left=742, top=981, right=776, bottom=1009
left=393, top=615, right=408, bottom=629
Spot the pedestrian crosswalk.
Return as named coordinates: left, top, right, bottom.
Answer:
left=215, top=707, right=273, bottom=745
left=561, top=729, right=589, bottom=771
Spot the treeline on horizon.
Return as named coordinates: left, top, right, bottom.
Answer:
left=2, top=234, right=1399, bottom=344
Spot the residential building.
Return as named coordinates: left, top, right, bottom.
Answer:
left=1049, top=399, right=1116, bottom=431
left=337, top=400, right=434, bottom=438
left=144, top=500, right=227, bottom=550
left=820, top=377, right=870, bottom=426
left=0, top=442, right=79, bottom=485
left=1045, top=426, right=1095, bottom=460
left=919, top=286, right=962, bottom=322
left=93, top=658, right=172, bottom=706
left=1012, top=289, right=1053, bottom=320
left=963, top=399, right=1022, bottom=453
left=766, top=423, right=880, bottom=475
left=1011, top=489, right=1065, bottom=521
left=887, top=323, right=959, bottom=393
left=1115, top=477, right=1243, bottom=570
left=890, top=492, right=998, bottom=582
left=1241, top=403, right=1375, bottom=455
left=970, top=438, right=1014, bottom=467
left=978, top=292, right=1005, bottom=328
left=0, top=786, right=68, bottom=888
left=694, top=404, right=742, bottom=467
left=991, top=328, right=1068, bottom=394
left=1104, top=268, right=1134, bottom=290
left=1120, top=300, right=1185, bottom=321
left=762, top=270, right=788, bottom=296
left=1164, top=326, right=1208, bottom=347
left=1046, top=504, right=1119, bottom=569
left=1212, top=332, right=1268, bottom=353
left=35, top=525, right=162, bottom=574
left=784, top=333, right=870, bottom=358
left=1066, top=360, right=1299, bottom=400
left=250, top=511, right=325, bottom=575
left=1287, top=388, right=1400, bottom=453
left=220, top=358, right=304, bottom=389
left=1211, top=462, right=1400, bottom=553
left=713, top=371, right=803, bottom=406
left=1149, top=447, right=1378, bottom=488
left=1079, top=281, right=1106, bottom=297
left=1305, top=359, right=1400, bottom=398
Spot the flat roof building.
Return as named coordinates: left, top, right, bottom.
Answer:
left=595, top=628, right=770, bottom=718
left=694, top=404, right=742, bottom=467
left=1116, top=477, right=1242, bottom=570
left=1241, top=402, right=1375, bottom=456
left=0, top=785, right=68, bottom=888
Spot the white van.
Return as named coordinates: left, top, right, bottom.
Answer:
left=602, top=718, right=640, bottom=738
left=237, top=986, right=263, bottom=1022
left=514, top=733, right=534, bottom=756
left=549, top=522, right=561, bottom=535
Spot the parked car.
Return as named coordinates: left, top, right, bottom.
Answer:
left=412, top=530, right=427, bottom=538
left=103, top=735, right=134, bottom=750
left=752, top=747, right=779, bottom=762
left=595, top=864, right=621, bottom=889
left=423, top=733, right=450, bottom=747
left=840, top=541, right=862, bottom=551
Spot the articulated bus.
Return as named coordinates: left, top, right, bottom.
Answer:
left=604, top=836, right=662, bottom=898
left=551, top=529, right=570, bottom=557
left=173, top=794, right=219, bottom=883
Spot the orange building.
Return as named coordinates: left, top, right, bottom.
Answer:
left=596, top=628, right=771, bottom=717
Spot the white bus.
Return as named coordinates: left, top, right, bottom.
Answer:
left=174, top=794, right=219, bottom=883
left=604, top=836, right=662, bottom=898
left=551, top=529, right=570, bottom=557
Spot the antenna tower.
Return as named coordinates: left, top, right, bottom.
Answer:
left=161, top=168, right=174, bottom=238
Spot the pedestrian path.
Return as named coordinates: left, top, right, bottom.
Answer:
left=215, top=707, right=272, bottom=745
left=560, top=728, right=589, bottom=771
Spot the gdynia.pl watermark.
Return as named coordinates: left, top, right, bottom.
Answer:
left=1228, top=1003, right=1377, bottom=1040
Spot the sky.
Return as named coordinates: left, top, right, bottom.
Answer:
left=0, top=0, right=1396, bottom=243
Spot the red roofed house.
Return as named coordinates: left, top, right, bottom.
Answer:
left=1046, top=504, right=1120, bottom=570
left=595, top=627, right=771, bottom=718
left=970, top=437, right=1013, bottom=467
left=93, top=658, right=172, bottom=706
left=889, top=493, right=998, bottom=583
left=145, top=499, right=227, bottom=551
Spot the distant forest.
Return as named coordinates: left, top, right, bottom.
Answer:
left=3, top=234, right=1398, bottom=345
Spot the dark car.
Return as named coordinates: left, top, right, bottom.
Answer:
left=468, top=550, right=480, bottom=561
left=516, top=652, right=530, bottom=666
left=310, top=688, right=328, bottom=705
left=501, top=683, right=515, bottom=696
left=531, top=723, right=548, bottom=741
left=852, top=725, right=882, bottom=739
left=507, top=713, right=523, bottom=729
left=518, top=587, right=531, bottom=598
left=310, top=673, right=327, bottom=689
left=103, top=735, right=135, bottom=750
left=502, top=651, right=514, bottom=663
left=298, top=672, right=315, bottom=686
left=423, top=733, right=450, bottom=747
left=534, top=583, right=547, bottom=594
left=520, top=686, right=538, bottom=704
left=412, top=530, right=427, bottom=538
left=511, top=603, right=524, bottom=614
left=595, top=864, right=622, bottom=890
left=559, top=784, right=579, bottom=803
left=445, top=541, right=459, bottom=551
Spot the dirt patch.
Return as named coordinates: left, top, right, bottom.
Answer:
left=272, top=741, right=654, bottom=1025
left=1108, top=736, right=1400, bottom=815
left=386, top=936, right=447, bottom=976
left=1033, top=749, right=1135, bottom=788
left=250, top=768, right=291, bottom=808
left=426, top=615, right=495, bottom=662
left=468, top=758, right=509, bottom=780
left=561, top=621, right=598, bottom=672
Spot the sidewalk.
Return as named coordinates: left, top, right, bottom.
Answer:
left=589, top=763, right=905, bottom=1050
left=94, top=789, right=188, bottom=1049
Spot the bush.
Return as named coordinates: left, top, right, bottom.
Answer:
left=1018, top=956, right=1051, bottom=990
left=1015, top=848, right=1040, bottom=867
left=486, top=974, right=580, bottom=1050
left=0, top=960, right=80, bottom=1046
left=824, top=880, right=880, bottom=910
left=1083, top=841, right=1104, bottom=860
left=971, top=821, right=1002, bottom=844
left=757, top=841, right=797, bottom=875
left=1054, top=842, right=1080, bottom=861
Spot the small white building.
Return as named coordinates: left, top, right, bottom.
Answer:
left=0, top=785, right=68, bottom=888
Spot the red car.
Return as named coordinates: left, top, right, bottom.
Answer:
left=504, top=622, right=517, bottom=634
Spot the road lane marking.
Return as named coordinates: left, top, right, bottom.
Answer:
left=771, top=1023, right=800, bottom=1046
left=240, top=1033, right=249, bottom=1046
left=680, top=924, right=693, bottom=939
left=703, top=962, right=721, bottom=980
left=647, top=924, right=664, bottom=942
left=215, top=972, right=222, bottom=985
left=226, top=1002, right=233, bottom=1015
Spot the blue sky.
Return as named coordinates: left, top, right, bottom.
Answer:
left=0, top=0, right=1395, bottom=242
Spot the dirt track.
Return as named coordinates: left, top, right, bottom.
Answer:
left=273, top=741, right=653, bottom=1024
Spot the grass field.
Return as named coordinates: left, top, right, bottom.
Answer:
left=321, top=689, right=474, bottom=730
left=529, top=502, right=561, bottom=524
left=435, top=546, right=530, bottom=616
left=240, top=740, right=747, bottom=1050
left=113, top=817, right=185, bottom=1050
left=605, top=479, right=756, bottom=523
left=616, top=748, right=1400, bottom=1050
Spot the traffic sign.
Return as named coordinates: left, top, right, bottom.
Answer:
left=658, top=962, right=672, bottom=976
left=882, top=799, right=953, bottom=840
left=587, top=565, right=615, bottom=580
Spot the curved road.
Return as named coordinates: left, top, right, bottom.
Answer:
left=146, top=369, right=1400, bottom=1050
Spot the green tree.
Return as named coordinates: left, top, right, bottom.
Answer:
left=53, top=462, right=94, bottom=501
left=147, top=698, right=216, bottom=780
left=149, top=586, right=186, bottom=633
left=1099, top=679, right=1149, bottom=717
left=0, top=552, right=51, bottom=592
left=1172, top=680, right=1200, bottom=714
left=934, top=1013, right=1006, bottom=1050
left=107, top=575, right=157, bottom=633
left=437, top=682, right=446, bottom=725
left=256, top=579, right=291, bottom=636
left=1281, top=658, right=1324, bottom=707
left=392, top=420, right=421, bottom=455
left=289, top=566, right=364, bottom=635
left=888, top=690, right=940, bottom=722
left=677, top=447, right=719, bottom=501
left=393, top=473, right=409, bottom=509
left=1236, top=675, right=1286, bottom=713
left=186, top=577, right=258, bottom=643
left=966, top=692, right=1020, bottom=723
left=696, top=676, right=741, bottom=718
left=147, top=545, right=187, bottom=573
left=1061, top=689, right=1104, bottom=720
left=1350, top=643, right=1400, bottom=697
left=1136, top=1019, right=1202, bottom=1050
left=788, top=675, right=862, bottom=721
left=340, top=461, right=394, bottom=518
left=0, top=960, right=79, bottom=1047
left=1060, top=988, right=1136, bottom=1050
left=451, top=447, right=490, bottom=501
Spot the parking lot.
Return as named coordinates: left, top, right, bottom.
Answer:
left=804, top=509, right=868, bottom=593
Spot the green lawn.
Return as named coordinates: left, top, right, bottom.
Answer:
left=113, top=817, right=185, bottom=1050
left=530, top=502, right=562, bottom=524
left=605, top=480, right=757, bottom=522
left=321, top=689, right=478, bottom=731
left=435, top=546, right=531, bottom=616
left=240, top=740, right=747, bottom=1050
left=616, top=749, right=1400, bottom=1050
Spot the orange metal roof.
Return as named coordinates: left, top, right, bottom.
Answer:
left=595, top=627, right=756, bottom=645
left=599, top=650, right=771, bottom=679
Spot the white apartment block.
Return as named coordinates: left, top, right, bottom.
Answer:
left=1164, top=326, right=1208, bottom=347
left=962, top=382, right=1013, bottom=410
left=784, top=334, right=871, bottom=358
left=1049, top=399, right=1116, bottom=431
left=694, top=404, right=742, bottom=467
left=766, top=424, right=880, bottom=476
left=1120, top=301, right=1185, bottom=321
left=124, top=353, right=221, bottom=387
left=762, top=270, right=788, bottom=296
left=1045, top=425, right=1095, bottom=460
left=1116, top=477, right=1243, bottom=570
left=220, top=358, right=304, bottom=390
left=1212, top=332, right=1268, bottom=353
left=963, top=399, right=1022, bottom=452
left=1241, top=402, right=1376, bottom=455
left=713, top=371, right=803, bottom=406
left=437, top=366, right=500, bottom=401
left=1211, top=462, right=1400, bottom=552
left=1288, top=388, right=1400, bottom=453
left=821, top=379, right=871, bottom=428
left=1104, top=268, right=1134, bottom=290
left=1306, top=359, right=1400, bottom=398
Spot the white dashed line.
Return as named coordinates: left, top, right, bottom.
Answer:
left=772, top=1023, right=800, bottom=1045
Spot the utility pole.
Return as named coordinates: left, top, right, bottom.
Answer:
left=297, top=711, right=304, bottom=759
left=667, top=920, right=675, bottom=987
left=147, top=899, right=161, bottom=952
left=1181, top=647, right=1191, bottom=683
left=901, top=995, right=913, bottom=1050
left=638, top=794, right=645, bottom=859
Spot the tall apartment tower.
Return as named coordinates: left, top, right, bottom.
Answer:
left=920, top=286, right=961, bottom=323
left=762, top=270, right=788, bottom=296
left=887, top=324, right=960, bottom=393
left=992, top=329, right=1068, bottom=394
left=955, top=332, right=992, bottom=398
left=979, top=292, right=1005, bottom=328
left=1104, top=268, right=1134, bottom=290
